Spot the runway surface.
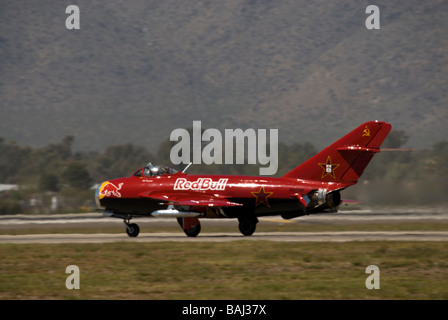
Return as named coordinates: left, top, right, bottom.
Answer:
left=1, top=231, right=448, bottom=244
left=1, top=207, right=448, bottom=226
left=1, top=207, right=447, bottom=243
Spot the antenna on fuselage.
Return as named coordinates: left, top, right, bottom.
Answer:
left=182, top=162, right=192, bottom=173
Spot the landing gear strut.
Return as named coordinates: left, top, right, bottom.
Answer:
left=238, top=217, right=258, bottom=236
left=124, top=216, right=140, bottom=237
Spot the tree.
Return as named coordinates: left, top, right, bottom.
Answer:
left=382, top=130, right=409, bottom=148
left=92, top=143, right=154, bottom=181
left=39, top=173, right=60, bottom=192
left=62, top=162, right=92, bottom=189
left=430, top=140, right=448, bottom=177
left=0, top=137, right=31, bottom=182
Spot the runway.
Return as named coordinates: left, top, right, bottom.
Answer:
left=1, top=206, right=448, bottom=227
left=1, top=231, right=448, bottom=244
left=1, top=207, right=447, bottom=243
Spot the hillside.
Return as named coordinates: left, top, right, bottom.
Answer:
left=0, top=0, right=447, bottom=152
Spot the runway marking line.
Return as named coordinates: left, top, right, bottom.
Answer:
left=1, top=231, right=448, bottom=244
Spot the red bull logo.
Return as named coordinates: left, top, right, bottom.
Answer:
left=98, top=181, right=123, bottom=199
left=174, top=178, right=228, bottom=191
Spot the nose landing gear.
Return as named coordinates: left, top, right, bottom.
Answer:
left=124, top=216, right=140, bottom=237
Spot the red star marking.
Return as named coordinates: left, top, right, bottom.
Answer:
left=318, top=156, right=340, bottom=179
left=251, top=186, right=273, bottom=207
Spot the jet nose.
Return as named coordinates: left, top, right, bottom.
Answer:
left=95, top=182, right=106, bottom=209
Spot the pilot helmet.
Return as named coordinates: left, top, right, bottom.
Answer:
left=150, top=166, right=160, bottom=175
left=145, top=162, right=154, bottom=168
left=143, top=162, right=154, bottom=175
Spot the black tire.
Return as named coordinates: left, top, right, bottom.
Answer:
left=238, top=219, right=257, bottom=236
left=184, top=224, right=201, bottom=237
left=126, top=223, right=140, bottom=237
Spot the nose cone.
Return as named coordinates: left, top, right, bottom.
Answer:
left=95, top=181, right=107, bottom=209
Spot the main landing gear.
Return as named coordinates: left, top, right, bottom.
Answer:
left=177, top=217, right=258, bottom=237
left=177, top=217, right=201, bottom=237
left=121, top=215, right=258, bottom=237
left=238, top=217, right=258, bottom=236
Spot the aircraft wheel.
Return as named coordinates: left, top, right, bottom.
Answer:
left=177, top=217, right=201, bottom=237
left=126, top=223, right=140, bottom=237
left=184, top=224, right=201, bottom=237
left=238, top=218, right=257, bottom=236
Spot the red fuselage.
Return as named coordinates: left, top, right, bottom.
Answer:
left=96, top=172, right=348, bottom=219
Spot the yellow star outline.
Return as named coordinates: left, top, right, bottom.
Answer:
left=318, top=156, right=340, bottom=179
left=251, top=186, right=273, bottom=207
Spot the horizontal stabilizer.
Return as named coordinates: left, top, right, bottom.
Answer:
left=336, top=146, right=380, bottom=153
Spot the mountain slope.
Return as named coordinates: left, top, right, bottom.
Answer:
left=0, top=0, right=446, bottom=151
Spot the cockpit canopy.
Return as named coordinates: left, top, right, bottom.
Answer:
left=133, top=162, right=178, bottom=177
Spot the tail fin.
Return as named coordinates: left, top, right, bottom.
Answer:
left=283, top=121, right=392, bottom=183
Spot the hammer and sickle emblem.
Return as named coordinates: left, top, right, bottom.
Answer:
left=362, top=126, right=370, bottom=137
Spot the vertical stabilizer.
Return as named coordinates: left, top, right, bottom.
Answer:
left=283, top=121, right=392, bottom=184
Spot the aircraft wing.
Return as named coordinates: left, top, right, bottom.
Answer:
left=140, top=192, right=243, bottom=207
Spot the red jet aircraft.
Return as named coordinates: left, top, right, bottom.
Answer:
left=95, top=120, right=391, bottom=237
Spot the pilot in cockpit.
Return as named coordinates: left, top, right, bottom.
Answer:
left=143, top=162, right=159, bottom=176
left=141, top=162, right=176, bottom=177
